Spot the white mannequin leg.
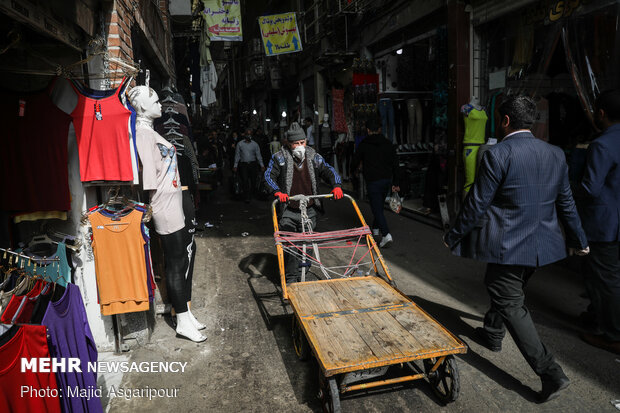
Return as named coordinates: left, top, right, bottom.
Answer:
left=176, top=312, right=207, bottom=342
left=187, top=306, right=206, bottom=330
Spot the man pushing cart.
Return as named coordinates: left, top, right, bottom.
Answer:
left=266, top=123, right=467, bottom=412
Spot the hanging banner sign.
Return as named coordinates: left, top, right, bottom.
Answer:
left=258, top=13, right=303, bottom=56
left=201, top=0, right=243, bottom=41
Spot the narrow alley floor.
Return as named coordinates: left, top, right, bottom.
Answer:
left=106, top=183, right=619, bottom=413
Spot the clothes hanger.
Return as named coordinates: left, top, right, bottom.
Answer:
left=165, top=106, right=179, bottom=115
left=165, top=129, right=184, bottom=138
left=162, top=95, right=180, bottom=104
left=163, top=117, right=180, bottom=126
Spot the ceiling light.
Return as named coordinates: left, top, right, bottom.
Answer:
left=396, top=49, right=403, bottom=55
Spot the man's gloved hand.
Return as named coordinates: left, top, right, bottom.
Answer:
left=274, top=192, right=289, bottom=203
left=331, top=187, right=344, bottom=200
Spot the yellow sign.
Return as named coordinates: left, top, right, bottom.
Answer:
left=201, top=0, right=242, bottom=41
left=258, top=13, right=302, bottom=56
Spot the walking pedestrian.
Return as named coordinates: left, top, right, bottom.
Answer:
left=264, top=122, right=342, bottom=283
left=443, top=95, right=589, bottom=403
left=233, top=128, right=264, bottom=203
left=351, top=115, right=400, bottom=248
left=578, top=89, right=620, bottom=354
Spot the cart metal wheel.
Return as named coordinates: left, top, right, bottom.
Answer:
left=292, top=316, right=310, bottom=361
left=423, top=355, right=460, bottom=404
left=318, top=374, right=341, bottom=413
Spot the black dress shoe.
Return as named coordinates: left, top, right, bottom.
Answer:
left=580, top=332, right=620, bottom=355
left=474, top=327, right=501, bottom=352
left=538, top=376, right=570, bottom=403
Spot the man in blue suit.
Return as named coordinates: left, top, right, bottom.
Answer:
left=444, top=96, right=589, bottom=402
left=578, top=90, right=620, bottom=354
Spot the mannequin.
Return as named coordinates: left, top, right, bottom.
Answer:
left=128, top=86, right=206, bottom=342
left=320, top=113, right=333, bottom=160
left=269, top=134, right=281, bottom=155
left=461, top=96, right=488, bottom=193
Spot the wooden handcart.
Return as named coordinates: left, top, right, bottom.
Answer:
left=272, top=194, right=467, bottom=411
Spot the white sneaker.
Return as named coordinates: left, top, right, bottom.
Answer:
left=379, top=233, right=393, bottom=248
left=372, top=228, right=380, bottom=236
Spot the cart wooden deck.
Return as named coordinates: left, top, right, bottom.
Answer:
left=287, top=276, right=467, bottom=377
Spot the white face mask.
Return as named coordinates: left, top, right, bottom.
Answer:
left=292, top=145, right=306, bottom=160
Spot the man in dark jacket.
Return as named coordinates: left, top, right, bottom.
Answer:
left=264, top=122, right=343, bottom=283
left=578, top=90, right=620, bottom=354
left=351, top=116, right=400, bottom=248
left=444, top=96, right=589, bottom=403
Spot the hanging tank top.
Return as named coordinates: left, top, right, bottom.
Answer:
left=19, top=242, right=72, bottom=287
left=0, top=325, right=62, bottom=412
left=89, top=209, right=149, bottom=315
left=70, top=78, right=133, bottom=182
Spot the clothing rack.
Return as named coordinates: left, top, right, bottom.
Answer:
left=378, top=91, right=433, bottom=99
left=0, top=247, right=61, bottom=263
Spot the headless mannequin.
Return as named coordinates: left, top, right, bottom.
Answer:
left=128, top=86, right=206, bottom=342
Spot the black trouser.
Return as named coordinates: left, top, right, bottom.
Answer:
left=584, top=241, right=620, bottom=341
left=160, top=227, right=190, bottom=313
left=483, top=263, right=564, bottom=380
left=366, top=178, right=391, bottom=236
left=182, top=190, right=197, bottom=303
left=280, top=207, right=317, bottom=284
left=238, top=161, right=259, bottom=201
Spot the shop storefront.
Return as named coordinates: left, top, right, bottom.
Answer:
left=472, top=0, right=620, bottom=183
left=362, top=1, right=450, bottom=221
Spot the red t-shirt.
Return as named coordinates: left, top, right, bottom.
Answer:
left=0, top=325, right=62, bottom=413
left=0, top=280, right=44, bottom=324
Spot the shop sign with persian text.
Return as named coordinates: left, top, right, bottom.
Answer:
left=201, top=0, right=243, bottom=41
left=258, top=13, right=302, bottom=56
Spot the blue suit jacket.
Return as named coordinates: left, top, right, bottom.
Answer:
left=445, top=131, right=588, bottom=266
left=579, top=124, right=620, bottom=242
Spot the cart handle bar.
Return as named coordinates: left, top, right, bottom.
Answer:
left=271, top=193, right=355, bottom=207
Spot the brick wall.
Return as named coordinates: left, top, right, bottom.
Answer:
left=103, top=0, right=174, bottom=87
left=105, top=0, right=136, bottom=86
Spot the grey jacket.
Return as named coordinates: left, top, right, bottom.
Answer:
left=264, top=146, right=341, bottom=210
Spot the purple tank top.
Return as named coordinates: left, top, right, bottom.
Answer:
left=42, top=283, right=103, bottom=413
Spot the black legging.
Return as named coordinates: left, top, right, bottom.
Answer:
left=160, top=227, right=190, bottom=313
left=182, top=190, right=197, bottom=302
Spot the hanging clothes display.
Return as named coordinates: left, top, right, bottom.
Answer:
left=0, top=245, right=102, bottom=411
left=70, top=77, right=134, bottom=182
left=0, top=81, right=72, bottom=212
left=88, top=208, right=150, bottom=315
left=70, top=78, right=140, bottom=185
left=42, top=283, right=102, bottom=413
left=200, top=61, right=218, bottom=107
left=0, top=325, right=62, bottom=413
left=331, top=88, right=347, bottom=133
left=19, top=242, right=73, bottom=287
left=0, top=279, right=45, bottom=324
